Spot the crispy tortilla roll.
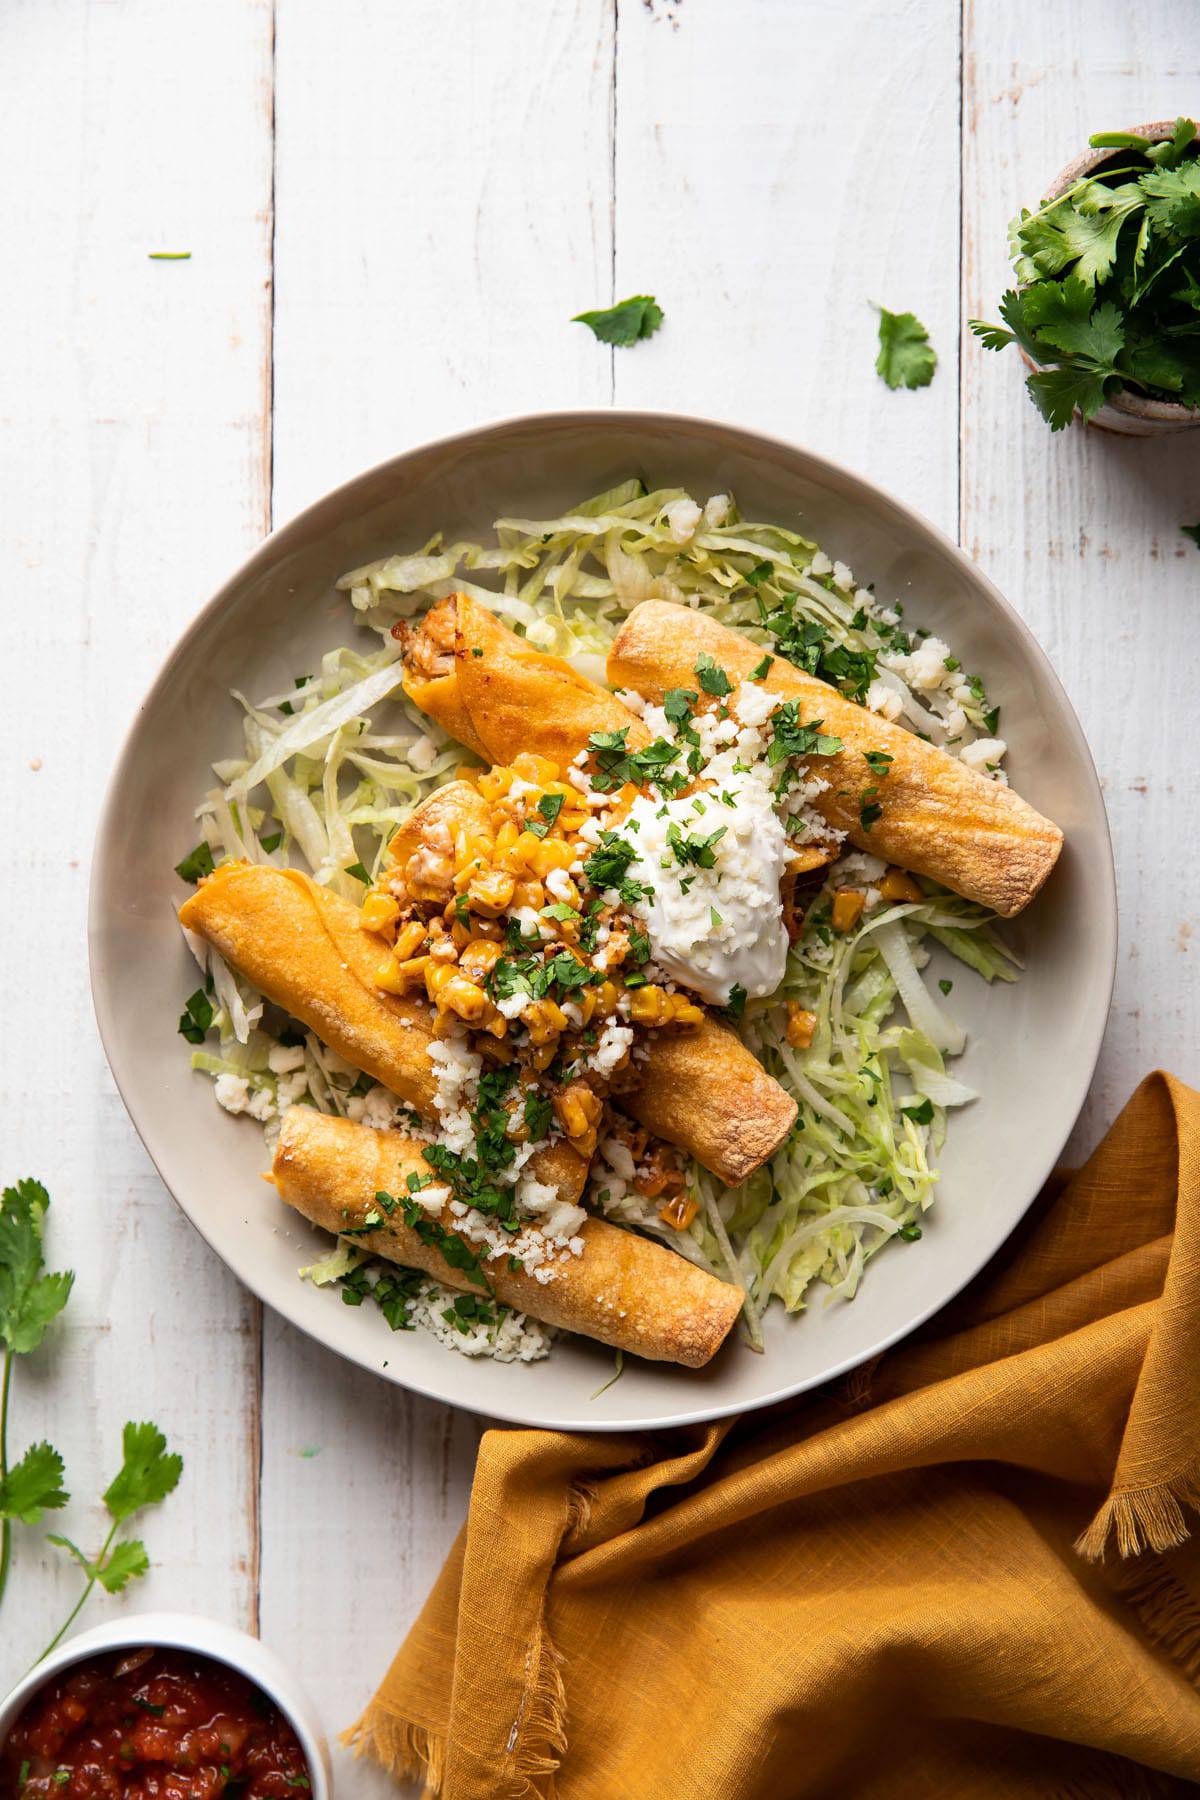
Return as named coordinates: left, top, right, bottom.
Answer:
left=390, top=781, right=798, bottom=1186
left=178, top=863, right=586, bottom=1202
left=272, top=1108, right=744, bottom=1368
left=401, top=592, right=652, bottom=766
left=608, top=600, right=1062, bottom=917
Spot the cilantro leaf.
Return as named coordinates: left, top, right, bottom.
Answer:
left=96, top=1538, right=150, bottom=1593
left=1183, top=524, right=1200, bottom=549
left=103, top=1422, right=183, bottom=1524
left=694, top=652, right=733, bottom=696
left=572, top=294, right=664, bottom=347
left=725, top=983, right=747, bottom=1020
left=1026, top=362, right=1112, bottom=431
left=662, top=688, right=698, bottom=726
left=177, top=989, right=214, bottom=1045
left=901, top=1097, right=935, bottom=1126
left=0, top=1442, right=68, bottom=1523
left=538, top=793, right=564, bottom=826
left=768, top=702, right=843, bottom=766
left=875, top=306, right=937, bottom=390
left=0, top=1180, right=74, bottom=1356
left=173, top=841, right=214, bottom=884
left=344, top=861, right=371, bottom=884
left=46, top=1532, right=150, bottom=1593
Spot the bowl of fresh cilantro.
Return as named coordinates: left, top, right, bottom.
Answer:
left=970, top=117, right=1200, bottom=435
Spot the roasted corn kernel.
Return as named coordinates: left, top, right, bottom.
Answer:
left=878, top=868, right=923, bottom=904
left=786, top=1003, right=817, bottom=1049
left=831, top=889, right=867, bottom=933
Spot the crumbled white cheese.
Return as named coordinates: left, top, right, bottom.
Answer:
left=544, top=867, right=574, bottom=903
left=268, top=1043, right=306, bottom=1074
left=808, top=551, right=833, bottom=577
left=959, top=736, right=1007, bottom=771
left=733, top=681, right=784, bottom=730
left=882, top=635, right=952, bottom=693
left=703, top=493, right=731, bottom=527
left=410, top=1280, right=554, bottom=1362
left=589, top=1018, right=634, bottom=1078
left=832, top=560, right=854, bottom=593
left=865, top=678, right=904, bottom=722
left=214, top=1073, right=251, bottom=1114
left=663, top=498, right=702, bottom=543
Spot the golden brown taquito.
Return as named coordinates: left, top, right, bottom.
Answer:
left=400, top=593, right=652, bottom=766
left=388, top=782, right=797, bottom=1186
left=178, top=862, right=587, bottom=1202
left=609, top=600, right=1063, bottom=918
left=272, top=1108, right=744, bottom=1367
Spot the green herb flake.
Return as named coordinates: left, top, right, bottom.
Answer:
left=1183, top=524, right=1200, bottom=550
left=344, top=861, right=371, bottom=884
left=901, top=1097, right=935, bottom=1126
left=863, top=750, right=894, bottom=776
left=938, top=978, right=954, bottom=996
left=694, top=652, right=734, bottom=697
left=538, top=792, right=565, bottom=826
left=174, top=841, right=214, bottom=884
left=260, top=830, right=283, bottom=853
left=748, top=653, right=774, bottom=679
left=724, top=983, right=748, bottom=1020
left=177, top=989, right=214, bottom=1045
left=875, top=305, right=937, bottom=390
left=572, top=294, right=664, bottom=347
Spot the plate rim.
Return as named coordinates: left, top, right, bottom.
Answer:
left=88, top=406, right=1118, bottom=1431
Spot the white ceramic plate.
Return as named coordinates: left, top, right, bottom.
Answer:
left=89, top=411, right=1116, bottom=1431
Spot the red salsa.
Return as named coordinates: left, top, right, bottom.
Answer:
left=0, top=1647, right=312, bottom=1798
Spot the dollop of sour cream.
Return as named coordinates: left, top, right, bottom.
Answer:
left=623, top=770, right=791, bottom=1005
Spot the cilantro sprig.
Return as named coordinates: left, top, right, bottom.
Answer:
left=0, top=1180, right=73, bottom=1612
left=767, top=702, right=843, bottom=767
left=970, top=118, right=1200, bottom=427
left=41, top=1422, right=183, bottom=1662
left=0, top=1177, right=184, bottom=1661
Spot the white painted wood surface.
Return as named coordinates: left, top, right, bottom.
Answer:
left=0, top=2, right=1195, bottom=1793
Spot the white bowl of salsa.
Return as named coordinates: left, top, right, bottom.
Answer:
left=0, top=1613, right=330, bottom=1797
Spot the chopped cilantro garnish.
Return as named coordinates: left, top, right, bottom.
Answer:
left=695, top=651, right=733, bottom=696
left=748, top=653, right=774, bottom=679
left=666, top=822, right=726, bottom=868
left=859, top=794, right=883, bottom=832
left=863, top=750, right=894, bottom=776
left=174, top=841, right=214, bottom=883
left=538, top=792, right=564, bottom=826
left=898, top=1222, right=923, bottom=1242
left=259, top=830, right=283, bottom=853
left=177, top=989, right=214, bottom=1044
left=344, top=861, right=371, bottom=884
left=745, top=561, right=774, bottom=586
left=724, top=983, right=747, bottom=1019
left=663, top=687, right=698, bottom=726
left=938, top=978, right=953, bottom=996
left=542, top=901, right=579, bottom=922
left=768, top=701, right=843, bottom=766
left=901, top=1097, right=934, bottom=1126
left=524, top=817, right=550, bottom=838
left=523, top=1090, right=554, bottom=1143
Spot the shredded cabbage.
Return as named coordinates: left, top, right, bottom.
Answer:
left=189, top=480, right=1021, bottom=1343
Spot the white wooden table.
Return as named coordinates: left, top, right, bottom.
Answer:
left=2, top=2, right=1196, bottom=1791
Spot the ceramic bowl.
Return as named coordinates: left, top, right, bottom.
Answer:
left=0, top=1612, right=330, bottom=1794
left=89, top=410, right=1116, bottom=1430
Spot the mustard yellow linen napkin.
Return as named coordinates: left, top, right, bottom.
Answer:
left=347, top=1073, right=1200, bottom=1798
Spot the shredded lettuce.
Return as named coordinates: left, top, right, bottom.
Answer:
left=189, top=479, right=1021, bottom=1341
